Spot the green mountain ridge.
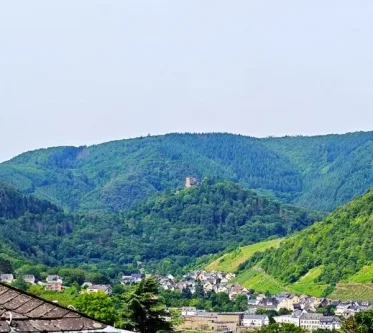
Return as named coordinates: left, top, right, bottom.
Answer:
left=0, top=180, right=321, bottom=276
left=1, top=132, right=373, bottom=212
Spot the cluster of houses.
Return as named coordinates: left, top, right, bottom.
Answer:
left=0, top=273, right=36, bottom=285
left=179, top=292, right=373, bottom=332
left=0, top=272, right=148, bottom=296
left=0, top=273, right=114, bottom=295
left=248, top=292, right=372, bottom=318
left=156, top=270, right=243, bottom=299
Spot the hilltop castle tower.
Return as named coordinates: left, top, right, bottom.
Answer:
left=185, top=176, right=198, bottom=188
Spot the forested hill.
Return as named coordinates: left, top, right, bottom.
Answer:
left=0, top=180, right=322, bottom=276
left=0, top=184, right=67, bottom=265
left=0, top=131, right=373, bottom=212
left=240, top=189, right=373, bottom=287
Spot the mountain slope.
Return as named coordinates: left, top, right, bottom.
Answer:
left=0, top=184, right=66, bottom=266
left=231, top=189, right=373, bottom=298
left=257, top=189, right=373, bottom=285
left=0, top=180, right=321, bottom=276
left=262, top=131, right=373, bottom=211
left=1, top=132, right=373, bottom=212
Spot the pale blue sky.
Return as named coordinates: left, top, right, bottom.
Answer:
left=1, top=1, right=373, bottom=162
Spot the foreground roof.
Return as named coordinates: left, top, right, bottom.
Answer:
left=0, top=283, right=129, bottom=332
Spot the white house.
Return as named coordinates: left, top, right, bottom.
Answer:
left=23, top=275, right=36, bottom=284
left=299, top=313, right=324, bottom=331
left=46, top=275, right=63, bottom=284
left=319, top=317, right=341, bottom=330
left=121, top=274, right=142, bottom=284
left=274, top=314, right=301, bottom=326
left=181, top=307, right=197, bottom=316
left=0, top=274, right=14, bottom=284
left=86, top=285, right=112, bottom=295
left=241, top=315, right=269, bottom=328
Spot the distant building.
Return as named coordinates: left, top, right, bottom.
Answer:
left=274, top=312, right=302, bottom=326
left=242, top=315, right=269, bottom=328
left=121, top=273, right=143, bottom=284
left=181, top=307, right=197, bottom=316
left=46, top=275, right=63, bottom=284
left=45, top=275, right=63, bottom=292
left=178, top=310, right=242, bottom=332
left=299, top=313, right=324, bottom=331
left=45, top=282, right=62, bottom=292
left=0, top=274, right=14, bottom=284
left=319, top=316, right=341, bottom=330
left=185, top=176, right=198, bottom=188
left=23, top=275, right=36, bottom=284
left=86, top=284, right=112, bottom=295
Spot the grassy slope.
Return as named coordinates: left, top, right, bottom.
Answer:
left=234, top=266, right=289, bottom=295
left=346, top=264, right=373, bottom=283
left=290, top=267, right=329, bottom=297
left=326, top=264, right=373, bottom=301
left=328, top=283, right=373, bottom=301
left=205, top=239, right=282, bottom=272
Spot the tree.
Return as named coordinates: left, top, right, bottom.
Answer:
left=59, top=268, right=85, bottom=286
left=0, top=258, right=13, bottom=274
left=11, top=278, right=28, bottom=291
left=181, top=287, right=192, bottom=299
left=122, top=277, right=173, bottom=333
left=342, top=309, right=373, bottom=333
left=194, top=280, right=204, bottom=298
left=278, top=308, right=292, bottom=315
left=87, top=272, right=111, bottom=285
left=234, top=294, right=248, bottom=311
left=74, top=291, right=117, bottom=324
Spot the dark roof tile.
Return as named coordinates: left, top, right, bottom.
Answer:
left=12, top=320, right=36, bottom=332
left=15, top=299, right=43, bottom=315
left=26, top=303, right=57, bottom=318
left=28, top=319, right=60, bottom=332
left=42, top=307, right=70, bottom=318
left=0, top=290, right=19, bottom=305
left=54, top=318, right=84, bottom=331
left=2, top=294, right=32, bottom=311
left=0, top=287, right=9, bottom=297
left=0, top=321, right=9, bottom=333
left=64, top=311, right=81, bottom=318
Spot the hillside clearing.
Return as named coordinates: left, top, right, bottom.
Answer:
left=206, top=239, right=282, bottom=272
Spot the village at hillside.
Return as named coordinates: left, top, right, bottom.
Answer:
left=1, top=269, right=373, bottom=332
left=156, top=270, right=372, bottom=331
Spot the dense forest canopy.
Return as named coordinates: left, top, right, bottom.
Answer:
left=0, top=132, right=372, bottom=212
left=0, top=180, right=321, bottom=276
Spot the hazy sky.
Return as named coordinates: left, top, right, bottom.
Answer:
left=1, top=1, right=373, bottom=162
